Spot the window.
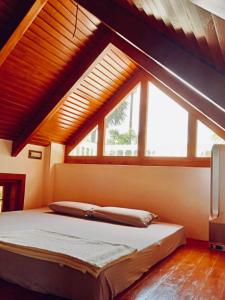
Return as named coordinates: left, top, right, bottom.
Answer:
left=66, top=77, right=225, bottom=167
left=69, top=126, right=98, bottom=156
left=104, top=86, right=140, bottom=156
left=146, top=83, right=188, bottom=157
left=196, top=121, right=225, bottom=157
left=0, top=186, right=3, bottom=212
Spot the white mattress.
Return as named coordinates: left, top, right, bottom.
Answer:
left=0, top=208, right=185, bottom=299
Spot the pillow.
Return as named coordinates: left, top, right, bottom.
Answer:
left=91, top=206, right=157, bottom=227
left=48, top=201, right=100, bottom=218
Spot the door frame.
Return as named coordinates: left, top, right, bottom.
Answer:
left=0, top=173, right=26, bottom=211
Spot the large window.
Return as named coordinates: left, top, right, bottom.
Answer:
left=67, top=77, right=225, bottom=167
left=104, top=86, right=140, bottom=156
left=146, top=83, right=188, bottom=157
left=196, top=121, right=225, bottom=157
left=69, top=126, right=98, bottom=156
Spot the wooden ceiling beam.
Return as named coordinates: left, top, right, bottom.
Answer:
left=75, top=0, right=225, bottom=112
left=111, top=34, right=225, bottom=131
left=65, top=69, right=143, bottom=157
left=0, top=0, right=48, bottom=67
left=11, top=26, right=113, bottom=156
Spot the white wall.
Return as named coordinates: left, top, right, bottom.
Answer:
left=0, top=139, right=47, bottom=209
left=43, top=143, right=65, bottom=206
left=54, top=163, right=210, bottom=241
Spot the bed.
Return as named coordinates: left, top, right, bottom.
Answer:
left=0, top=208, right=185, bottom=300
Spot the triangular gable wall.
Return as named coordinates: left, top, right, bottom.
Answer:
left=66, top=70, right=225, bottom=167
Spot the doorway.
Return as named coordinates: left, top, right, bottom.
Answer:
left=0, top=174, right=26, bottom=212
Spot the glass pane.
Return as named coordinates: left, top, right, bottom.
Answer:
left=104, top=86, right=140, bottom=156
left=146, top=83, right=188, bottom=157
left=69, top=126, right=98, bottom=156
left=0, top=186, right=3, bottom=201
left=196, top=121, right=225, bottom=157
left=0, top=186, right=3, bottom=212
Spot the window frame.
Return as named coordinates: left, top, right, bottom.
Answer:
left=65, top=75, right=225, bottom=167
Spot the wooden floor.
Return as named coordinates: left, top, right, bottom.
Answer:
left=0, top=240, right=225, bottom=300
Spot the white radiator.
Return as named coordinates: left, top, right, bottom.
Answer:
left=209, top=144, right=225, bottom=251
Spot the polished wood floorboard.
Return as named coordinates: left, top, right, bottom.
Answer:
left=0, top=240, right=224, bottom=299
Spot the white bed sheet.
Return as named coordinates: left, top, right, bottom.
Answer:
left=0, top=208, right=185, bottom=299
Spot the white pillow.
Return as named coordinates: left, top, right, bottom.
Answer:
left=49, top=201, right=100, bottom=218
left=91, top=206, right=157, bottom=227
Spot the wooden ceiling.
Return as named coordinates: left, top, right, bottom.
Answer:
left=30, top=45, right=137, bottom=145
left=0, top=0, right=225, bottom=156
left=0, top=0, right=100, bottom=141
left=118, top=0, right=225, bottom=73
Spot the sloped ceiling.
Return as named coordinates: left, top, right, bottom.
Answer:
left=0, top=0, right=225, bottom=156
left=30, top=45, right=137, bottom=145
left=116, top=0, right=225, bottom=73
left=0, top=0, right=100, bottom=141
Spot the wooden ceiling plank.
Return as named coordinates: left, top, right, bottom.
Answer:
left=64, top=100, right=96, bottom=114
left=21, top=35, right=65, bottom=67
left=80, top=80, right=112, bottom=98
left=65, top=69, right=142, bottom=155
left=212, top=15, right=225, bottom=63
left=75, top=88, right=105, bottom=103
left=30, top=23, right=75, bottom=55
left=181, top=0, right=214, bottom=65
left=72, top=91, right=104, bottom=106
left=57, top=0, right=100, bottom=30
left=59, top=107, right=89, bottom=120
left=107, top=50, right=136, bottom=72
left=84, top=75, right=115, bottom=94
left=0, top=0, right=48, bottom=67
left=196, top=7, right=225, bottom=69
left=7, top=53, right=57, bottom=82
left=75, top=0, right=225, bottom=111
left=44, top=3, right=86, bottom=43
left=77, top=85, right=107, bottom=101
left=11, top=26, right=113, bottom=156
left=91, top=68, right=121, bottom=88
left=39, top=8, right=86, bottom=48
left=26, top=29, right=72, bottom=62
left=167, top=0, right=204, bottom=57
left=102, top=55, right=132, bottom=78
left=152, top=0, right=192, bottom=51
left=34, top=17, right=80, bottom=51
left=68, top=94, right=100, bottom=109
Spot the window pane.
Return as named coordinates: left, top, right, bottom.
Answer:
left=69, top=126, right=98, bottom=156
left=196, top=121, right=225, bottom=157
left=146, top=83, right=188, bottom=157
left=0, top=186, right=3, bottom=212
left=104, top=86, right=140, bottom=156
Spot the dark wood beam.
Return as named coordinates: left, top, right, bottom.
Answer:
left=75, top=0, right=225, bottom=112
left=65, top=70, right=143, bottom=157
left=110, top=34, right=225, bottom=132
left=12, top=26, right=112, bottom=156
left=0, top=0, right=48, bottom=67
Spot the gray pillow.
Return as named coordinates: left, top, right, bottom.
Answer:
left=91, top=206, right=157, bottom=227
left=49, top=201, right=100, bottom=218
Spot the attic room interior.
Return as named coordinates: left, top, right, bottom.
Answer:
left=1, top=0, right=225, bottom=299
